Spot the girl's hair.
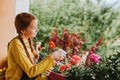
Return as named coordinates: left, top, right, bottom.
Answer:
left=14, top=12, right=36, bottom=34
left=13, top=12, right=39, bottom=64
left=19, top=37, right=39, bottom=64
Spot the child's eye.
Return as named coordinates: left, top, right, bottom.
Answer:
left=32, top=27, right=38, bottom=30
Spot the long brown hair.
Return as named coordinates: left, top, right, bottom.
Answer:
left=14, top=12, right=39, bottom=64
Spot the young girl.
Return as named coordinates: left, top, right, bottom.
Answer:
left=5, top=12, right=66, bottom=80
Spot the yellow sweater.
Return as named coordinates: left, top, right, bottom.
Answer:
left=5, top=36, right=55, bottom=80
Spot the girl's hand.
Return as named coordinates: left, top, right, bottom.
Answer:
left=51, top=49, right=67, bottom=61
left=45, top=68, right=54, bottom=76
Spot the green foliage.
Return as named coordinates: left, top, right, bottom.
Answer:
left=66, top=50, right=120, bottom=80
left=66, top=51, right=120, bottom=80
left=30, top=0, right=120, bottom=79
left=30, top=0, right=120, bottom=56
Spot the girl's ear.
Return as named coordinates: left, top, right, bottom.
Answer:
left=20, top=30, right=25, bottom=34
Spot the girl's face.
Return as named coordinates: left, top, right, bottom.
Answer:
left=22, top=19, right=39, bottom=39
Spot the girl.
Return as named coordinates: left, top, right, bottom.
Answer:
left=5, top=12, right=66, bottom=80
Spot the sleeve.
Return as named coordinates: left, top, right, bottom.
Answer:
left=10, top=40, right=55, bottom=78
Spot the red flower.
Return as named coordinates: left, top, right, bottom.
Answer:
left=69, top=55, right=81, bottom=65
left=69, top=58, right=76, bottom=65
left=60, top=65, right=66, bottom=71
left=80, top=38, right=86, bottom=45
left=90, top=46, right=97, bottom=52
left=59, top=64, right=71, bottom=71
left=49, top=41, right=56, bottom=48
left=96, top=37, right=103, bottom=46
left=38, top=46, right=42, bottom=50
left=65, top=64, right=71, bottom=70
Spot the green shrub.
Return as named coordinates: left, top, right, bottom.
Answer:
left=30, top=0, right=120, bottom=56
left=66, top=51, right=120, bottom=80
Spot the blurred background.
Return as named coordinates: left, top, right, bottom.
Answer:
left=30, top=0, right=120, bottom=56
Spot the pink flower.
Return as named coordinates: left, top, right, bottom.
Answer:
left=72, top=55, right=81, bottom=62
left=65, top=64, right=71, bottom=70
left=69, top=58, right=76, bottom=65
left=69, top=55, right=81, bottom=65
left=89, top=53, right=101, bottom=63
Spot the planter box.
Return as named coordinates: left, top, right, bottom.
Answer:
left=48, top=72, right=66, bottom=80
